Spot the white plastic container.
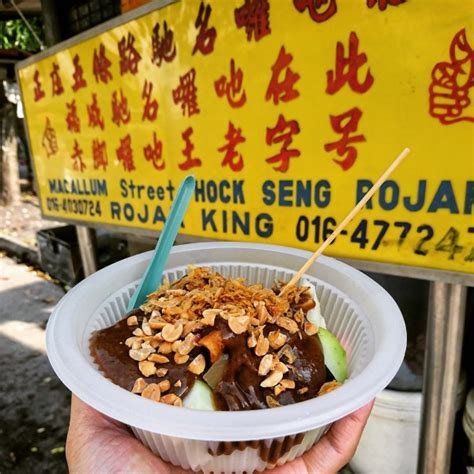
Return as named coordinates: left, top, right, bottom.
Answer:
left=352, top=374, right=467, bottom=474
left=46, top=242, right=406, bottom=473
left=351, top=390, right=422, bottom=474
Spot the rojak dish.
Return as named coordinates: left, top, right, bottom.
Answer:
left=90, top=267, right=348, bottom=411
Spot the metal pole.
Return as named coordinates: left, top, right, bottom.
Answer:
left=418, top=282, right=467, bottom=474
left=76, top=226, right=98, bottom=277
left=435, top=284, right=467, bottom=466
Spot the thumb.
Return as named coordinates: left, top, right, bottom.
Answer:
left=449, top=28, right=473, bottom=64
left=300, top=400, right=374, bottom=473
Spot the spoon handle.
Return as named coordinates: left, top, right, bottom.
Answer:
left=127, top=175, right=196, bottom=311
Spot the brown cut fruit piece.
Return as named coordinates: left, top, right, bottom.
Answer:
left=296, top=298, right=316, bottom=312
left=198, top=330, right=224, bottom=363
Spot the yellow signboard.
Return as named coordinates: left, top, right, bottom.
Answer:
left=17, top=0, right=474, bottom=274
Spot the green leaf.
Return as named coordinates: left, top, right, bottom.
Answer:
left=0, top=17, right=45, bottom=52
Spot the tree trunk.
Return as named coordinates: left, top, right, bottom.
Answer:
left=0, top=103, right=21, bottom=206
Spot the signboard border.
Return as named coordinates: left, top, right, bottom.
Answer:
left=15, top=0, right=474, bottom=286
left=16, top=0, right=176, bottom=70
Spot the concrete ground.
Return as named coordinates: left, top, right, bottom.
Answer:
left=0, top=254, right=69, bottom=473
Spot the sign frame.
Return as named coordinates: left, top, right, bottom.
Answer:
left=15, top=0, right=473, bottom=286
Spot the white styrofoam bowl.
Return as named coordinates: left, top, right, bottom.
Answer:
left=46, top=242, right=406, bottom=473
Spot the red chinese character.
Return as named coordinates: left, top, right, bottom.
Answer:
left=93, top=44, right=113, bottom=84
left=87, top=93, right=105, bottom=130
left=33, top=70, right=45, bottom=102
left=152, top=21, right=177, bottom=66
left=66, top=100, right=80, bottom=133
left=143, top=132, right=165, bottom=170
left=179, top=127, right=202, bottom=170
left=192, top=2, right=217, bottom=55
left=142, top=80, right=159, bottom=121
left=71, top=54, right=87, bottom=92
left=71, top=140, right=86, bottom=172
left=367, top=0, right=406, bottom=10
left=234, top=0, right=271, bottom=42
left=266, top=114, right=301, bottom=172
left=265, top=46, right=300, bottom=105
left=118, top=32, right=141, bottom=75
left=111, top=89, right=131, bottom=126
left=172, top=68, right=200, bottom=117
left=42, top=118, right=58, bottom=158
left=50, top=62, right=64, bottom=96
left=116, top=134, right=135, bottom=172
left=215, top=59, right=247, bottom=108
left=218, top=122, right=245, bottom=172
left=92, top=139, right=108, bottom=171
left=326, top=31, right=374, bottom=95
left=324, top=107, right=366, bottom=170
left=293, top=0, right=337, bottom=23
left=429, top=28, right=474, bottom=125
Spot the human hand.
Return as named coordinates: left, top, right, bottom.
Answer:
left=66, top=394, right=374, bottom=474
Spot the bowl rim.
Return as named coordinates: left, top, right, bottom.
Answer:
left=46, top=242, right=406, bottom=441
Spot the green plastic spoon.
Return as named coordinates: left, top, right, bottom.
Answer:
left=126, top=175, right=196, bottom=311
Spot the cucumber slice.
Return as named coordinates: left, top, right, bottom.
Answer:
left=183, top=380, right=216, bottom=411
left=318, top=327, right=348, bottom=383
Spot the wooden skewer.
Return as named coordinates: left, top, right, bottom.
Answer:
left=281, top=147, right=411, bottom=293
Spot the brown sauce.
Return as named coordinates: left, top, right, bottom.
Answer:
left=90, top=313, right=326, bottom=411
left=212, top=319, right=326, bottom=410
left=209, top=433, right=305, bottom=464
left=90, top=309, right=198, bottom=398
